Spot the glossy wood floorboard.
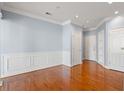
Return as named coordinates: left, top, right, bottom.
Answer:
left=0, top=60, right=124, bottom=91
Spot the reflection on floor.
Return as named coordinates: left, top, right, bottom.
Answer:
left=0, top=60, right=124, bottom=91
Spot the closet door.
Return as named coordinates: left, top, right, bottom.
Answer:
left=109, top=28, right=124, bottom=72
left=98, top=30, right=104, bottom=66
left=71, top=30, right=82, bottom=66
left=84, top=34, right=96, bottom=61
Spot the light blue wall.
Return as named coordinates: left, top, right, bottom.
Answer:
left=62, top=23, right=72, bottom=52
left=0, top=10, right=63, bottom=54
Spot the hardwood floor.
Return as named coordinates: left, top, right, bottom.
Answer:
left=0, top=60, right=124, bottom=91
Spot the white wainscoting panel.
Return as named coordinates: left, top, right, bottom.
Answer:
left=32, top=53, right=48, bottom=70
left=4, top=56, right=31, bottom=75
left=47, top=52, right=62, bottom=67
left=0, top=51, right=62, bottom=77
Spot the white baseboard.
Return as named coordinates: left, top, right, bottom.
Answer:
left=107, top=65, right=124, bottom=72
left=83, top=58, right=97, bottom=61
left=0, top=51, right=63, bottom=78
left=104, top=65, right=110, bottom=69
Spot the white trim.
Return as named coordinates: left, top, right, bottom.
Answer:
left=98, top=62, right=110, bottom=69
left=104, top=65, right=110, bottom=69
left=97, top=61, right=110, bottom=69
left=84, top=16, right=115, bottom=31
left=88, top=14, right=124, bottom=31
left=2, top=6, right=80, bottom=26
left=107, top=28, right=124, bottom=72
left=62, top=20, right=71, bottom=25
left=2, top=3, right=123, bottom=30
left=0, top=51, right=63, bottom=78
left=108, top=65, right=124, bottom=72
left=86, top=17, right=109, bottom=31
left=2, top=5, right=64, bottom=25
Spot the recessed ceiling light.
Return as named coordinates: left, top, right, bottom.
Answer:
left=75, top=15, right=79, bottom=18
left=45, top=12, right=52, bottom=16
left=108, top=2, right=112, bottom=4
left=114, top=11, right=119, bottom=14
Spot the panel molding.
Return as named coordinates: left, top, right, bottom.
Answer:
left=0, top=51, right=63, bottom=78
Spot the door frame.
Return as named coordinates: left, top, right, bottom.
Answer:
left=108, top=27, right=124, bottom=72
left=71, top=29, right=82, bottom=66
left=84, top=31, right=97, bottom=61
left=97, top=29, right=105, bottom=66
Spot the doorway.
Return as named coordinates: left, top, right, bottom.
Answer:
left=84, top=32, right=97, bottom=61
left=71, top=29, right=82, bottom=66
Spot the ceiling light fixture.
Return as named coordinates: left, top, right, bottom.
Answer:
left=45, top=12, right=52, bottom=16
left=114, top=11, right=119, bottom=14
left=75, top=15, right=79, bottom=18
left=108, top=2, right=112, bottom=4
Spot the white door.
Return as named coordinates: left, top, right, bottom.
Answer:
left=98, top=30, right=104, bottom=65
left=109, top=28, right=124, bottom=72
left=71, top=30, right=82, bottom=66
left=84, top=34, right=96, bottom=61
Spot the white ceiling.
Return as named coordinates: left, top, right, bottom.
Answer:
left=2, top=2, right=124, bottom=29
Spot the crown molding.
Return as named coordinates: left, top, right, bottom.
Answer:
left=71, top=22, right=83, bottom=28
left=61, top=20, right=71, bottom=25
left=85, top=16, right=116, bottom=32
left=2, top=3, right=118, bottom=31
left=2, top=5, right=65, bottom=25
left=85, top=18, right=108, bottom=31
left=2, top=5, right=80, bottom=26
